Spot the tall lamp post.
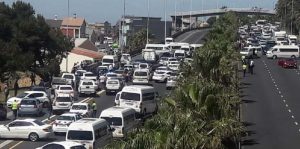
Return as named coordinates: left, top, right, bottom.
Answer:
left=147, top=0, right=150, bottom=44
left=189, top=0, right=192, bottom=30
left=291, top=0, right=294, bottom=34
left=66, top=0, right=70, bottom=72
left=164, top=0, right=167, bottom=43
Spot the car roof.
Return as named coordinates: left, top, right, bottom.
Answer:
left=16, top=118, right=37, bottom=122
left=60, top=113, right=79, bottom=117
left=24, top=91, right=46, bottom=94
left=72, top=103, right=88, bottom=106
left=58, top=85, right=72, bottom=88
left=56, top=93, right=72, bottom=97
left=47, top=141, right=83, bottom=147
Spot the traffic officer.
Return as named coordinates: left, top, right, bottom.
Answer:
left=92, top=101, right=97, bottom=118
left=242, top=63, right=247, bottom=77
left=12, top=99, right=18, bottom=120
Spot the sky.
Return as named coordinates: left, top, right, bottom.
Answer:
left=2, top=0, right=277, bottom=24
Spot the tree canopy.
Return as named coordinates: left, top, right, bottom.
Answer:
left=276, top=0, right=300, bottom=34
left=0, top=1, right=72, bottom=81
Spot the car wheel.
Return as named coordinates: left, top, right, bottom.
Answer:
left=272, top=55, right=277, bottom=59
left=54, top=132, right=59, bottom=135
left=43, top=102, right=49, bottom=108
left=291, top=55, right=296, bottom=59
left=28, top=132, right=39, bottom=142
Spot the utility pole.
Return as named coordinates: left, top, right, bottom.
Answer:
left=174, top=0, right=177, bottom=32
left=291, top=0, right=294, bottom=34
left=147, top=0, right=150, bottom=44
left=121, top=0, right=126, bottom=53
left=164, top=0, right=167, bottom=43
left=189, top=0, right=192, bottom=30
left=66, top=0, right=70, bottom=72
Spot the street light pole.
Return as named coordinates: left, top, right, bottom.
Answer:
left=189, top=0, right=192, bottom=30
left=66, top=0, right=70, bottom=72
left=164, top=0, right=167, bottom=43
left=291, top=0, right=294, bottom=34
left=121, top=0, right=126, bottom=53
left=147, top=0, right=150, bottom=44
left=174, top=0, right=177, bottom=32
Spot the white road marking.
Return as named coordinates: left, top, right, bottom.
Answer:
left=278, top=91, right=281, bottom=94
left=288, top=109, right=292, bottom=113
left=281, top=95, right=284, bottom=98
left=283, top=100, right=286, bottom=103
left=295, top=122, right=298, bottom=126
left=292, top=115, right=295, bottom=119
left=9, top=141, right=23, bottom=149
left=286, top=104, right=289, bottom=107
left=0, top=141, right=13, bottom=149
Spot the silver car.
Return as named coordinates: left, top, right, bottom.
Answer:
left=18, top=98, right=43, bottom=117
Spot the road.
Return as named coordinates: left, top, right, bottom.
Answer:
left=174, top=28, right=210, bottom=44
left=0, top=29, right=208, bottom=149
left=242, top=57, right=300, bottom=149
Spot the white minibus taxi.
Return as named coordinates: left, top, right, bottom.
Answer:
left=66, top=118, right=113, bottom=149
left=266, top=45, right=300, bottom=59
left=133, top=69, right=150, bottom=84
left=100, top=106, right=137, bottom=138
left=145, top=44, right=170, bottom=55
left=115, top=85, right=158, bottom=117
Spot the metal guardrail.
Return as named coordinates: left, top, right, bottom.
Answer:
left=172, top=8, right=275, bottom=16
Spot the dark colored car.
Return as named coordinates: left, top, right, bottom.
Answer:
left=278, top=58, right=297, bottom=68
left=0, top=103, right=7, bottom=120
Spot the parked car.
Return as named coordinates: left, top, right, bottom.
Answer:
left=0, top=119, right=52, bottom=141
left=53, top=113, right=81, bottom=135
left=18, top=98, right=43, bottom=117
left=69, top=103, right=93, bottom=118
left=0, top=103, right=7, bottom=120
left=278, top=58, right=297, bottom=68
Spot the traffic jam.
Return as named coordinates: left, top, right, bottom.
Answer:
left=0, top=38, right=201, bottom=149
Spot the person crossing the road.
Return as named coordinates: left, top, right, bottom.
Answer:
left=92, top=101, right=97, bottom=118
left=12, top=99, right=18, bottom=120
left=249, top=60, right=254, bottom=75
left=242, top=63, right=247, bottom=77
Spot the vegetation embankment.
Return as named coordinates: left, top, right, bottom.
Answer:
left=106, top=12, right=244, bottom=149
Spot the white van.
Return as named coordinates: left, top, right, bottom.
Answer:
left=145, top=44, right=170, bottom=55
left=61, top=73, right=75, bottom=86
left=174, top=50, right=186, bottom=59
left=288, top=35, right=297, bottom=45
left=266, top=45, right=300, bottom=59
left=142, top=49, right=157, bottom=62
left=180, top=45, right=191, bottom=57
left=165, top=37, right=173, bottom=44
left=66, top=118, right=113, bottom=149
left=240, top=46, right=263, bottom=58
left=100, top=107, right=137, bottom=138
left=102, top=55, right=119, bottom=68
left=115, top=85, right=158, bottom=117
left=133, top=69, right=150, bottom=84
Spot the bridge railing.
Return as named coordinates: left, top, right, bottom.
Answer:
left=173, top=8, right=275, bottom=16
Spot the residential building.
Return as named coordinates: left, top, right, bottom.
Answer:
left=60, top=15, right=87, bottom=38
left=45, top=18, right=62, bottom=30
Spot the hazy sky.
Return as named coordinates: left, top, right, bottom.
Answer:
left=3, top=0, right=277, bottom=24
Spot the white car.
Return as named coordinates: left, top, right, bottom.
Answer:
left=124, top=64, right=134, bottom=71
left=52, top=94, right=74, bottom=114
left=81, top=72, right=97, bottom=82
left=159, top=57, right=169, bottom=65
left=61, top=73, right=76, bottom=86
left=120, top=53, right=132, bottom=64
left=167, top=57, right=178, bottom=65
left=152, top=71, right=172, bottom=82
left=166, top=72, right=178, bottom=89
left=53, top=113, right=81, bottom=134
left=55, top=85, right=74, bottom=97
left=70, top=103, right=93, bottom=118
left=78, top=79, right=97, bottom=96
left=7, top=91, right=50, bottom=108
left=36, top=141, right=86, bottom=149
left=106, top=79, right=123, bottom=95
left=132, top=69, right=151, bottom=84
left=168, top=63, right=180, bottom=71
left=0, top=119, right=52, bottom=141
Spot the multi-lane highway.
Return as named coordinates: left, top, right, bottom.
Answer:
left=242, top=57, right=300, bottom=149
left=0, top=29, right=209, bottom=149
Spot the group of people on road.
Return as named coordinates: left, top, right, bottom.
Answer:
left=242, top=56, right=255, bottom=77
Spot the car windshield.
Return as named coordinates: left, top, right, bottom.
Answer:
left=84, top=73, right=94, bottom=77
left=21, top=100, right=36, bottom=105
left=181, top=48, right=189, bottom=51
left=56, top=97, right=71, bottom=102
left=156, top=72, right=165, bottom=74
left=171, top=46, right=181, bottom=49
left=156, top=67, right=167, bottom=71
left=31, top=87, right=45, bottom=92
left=135, top=71, right=148, bottom=76
left=67, top=130, right=93, bottom=140
left=160, top=57, right=168, bottom=61
left=108, top=81, right=119, bottom=84
left=17, top=93, right=29, bottom=98
left=170, top=72, right=178, bottom=76
left=121, top=92, right=140, bottom=101
left=101, top=117, right=122, bottom=126
left=103, top=59, right=114, bottom=63
left=33, top=120, right=45, bottom=126
left=139, top=64, right=148, bottom=68
left=63, top=75, right=74, bottom=79
left=57, top=115, right=75, bottom=121
left=107, top=74, right=117, bottom=77
left=60, top=87, right=72, bottom=90
left=72, top=105, right=87, bottom=110
left=82, top=82, right=93, bottom=85
left=175, top=53, right=185, bottom=57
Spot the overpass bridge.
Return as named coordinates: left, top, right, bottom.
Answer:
left=171, top=7, right=275, bottom=32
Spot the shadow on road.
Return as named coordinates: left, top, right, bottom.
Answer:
left=241, top=121, right=259, bottom=146
left=241, top=99, right=256, bottom=104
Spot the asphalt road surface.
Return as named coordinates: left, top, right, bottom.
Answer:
left=0, top=29, right=208, bottom=149
left=242, top=57, right=300, bottom=149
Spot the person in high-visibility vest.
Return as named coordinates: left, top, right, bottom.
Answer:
left=92, top=101, right=97, bottom=118
left=242, top=63, right=247, bottom=77
left=12, top=100, right=18, bottom=120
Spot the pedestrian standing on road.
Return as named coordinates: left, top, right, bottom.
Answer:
left=12, top=99, right=18, bottom=120
left=4, top=83, right=9, bottom=102
left=30, top=73, right=35, bottom=86
left=242, top=63, right=247, bottom=77
left=48, top=103, right=53, bottom=120
left=92, top=101, right=97, bottom=118
left=250, top=60, right=254, bottom=75
left=14, top=79, right=19, bottom=96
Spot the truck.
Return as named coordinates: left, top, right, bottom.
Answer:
left=142, top=49, right=157, bottom=62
